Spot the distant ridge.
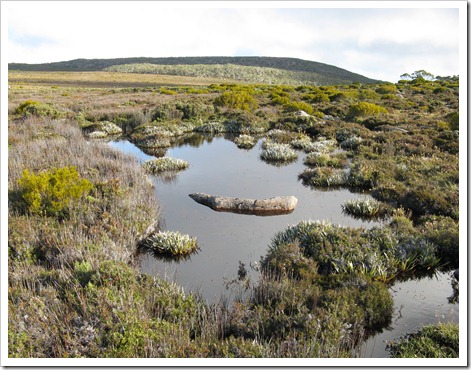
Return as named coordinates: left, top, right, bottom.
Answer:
left=8, top=56, right=381, bottom=85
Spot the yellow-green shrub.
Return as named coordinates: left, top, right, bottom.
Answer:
left=15, top=100, right=61, bottom=118
left=347, top=102, right=387, bottom=120
left=214, top=91, right=258, bottom=111
left=17, top=166, right=93, bottom=217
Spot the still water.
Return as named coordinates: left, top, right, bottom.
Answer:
left=108, top=134, right=459, bottom=358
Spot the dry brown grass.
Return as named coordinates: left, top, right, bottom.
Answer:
left=8, top=70, right=241, bottom=88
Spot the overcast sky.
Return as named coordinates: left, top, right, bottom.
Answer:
left=3, top=1, right=465, bottom=82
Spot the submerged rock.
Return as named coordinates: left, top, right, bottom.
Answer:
left=189, top=192, right=298, bottom=216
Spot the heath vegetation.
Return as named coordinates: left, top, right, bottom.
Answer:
left=7, top=69, right=459, bottom=358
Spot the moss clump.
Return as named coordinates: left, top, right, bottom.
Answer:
left=140, top=231, right=198, bottom=257
left=142, top=157, right=189, bottom=174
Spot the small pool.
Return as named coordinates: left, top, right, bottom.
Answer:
left=108, top=134, right=459, bottom=358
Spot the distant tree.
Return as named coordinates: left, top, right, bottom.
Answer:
left=400, top=70, right=435, bottom=82
left=436, top=75, right=459, bottom=82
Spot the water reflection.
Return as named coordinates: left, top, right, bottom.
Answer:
left=110, top=134, right=382, bottom=301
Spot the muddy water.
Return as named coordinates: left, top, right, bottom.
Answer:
left=108, top=134, right=459, bottom=358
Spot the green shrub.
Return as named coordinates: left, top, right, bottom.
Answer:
left=347, top=102, right=387, bottom=120
left=17, top=166, right=93, bottom=217
left=15, top=100, right=61, bottom=118
left=214, top=91, right=258, bottom=111
left=375, top=84, right=398, bottom=94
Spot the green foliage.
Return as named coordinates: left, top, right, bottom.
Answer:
left=387, top=322, right=459, bottom=358
left=15, top=100, right=61, bottom=118
left=74, top=261, right=94, bottom=287
left=17, top=166, right=93, bottom=217
left=347, top=102, right=387, bottom=120
left=447, top=112, right=459, bottom=131
left=375, top=84, right=398, bottom=95
left=214, top=91, right=259, bottom=111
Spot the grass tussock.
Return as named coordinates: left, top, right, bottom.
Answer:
left=142, top=157, right=189, bottom=174
left=139, top=231, right=198, bottom=257
left=260, top=141, right=298, bottom=163
left=341, top=197, right=392, bottom=220
left=386, top=322, right=459, bottom=358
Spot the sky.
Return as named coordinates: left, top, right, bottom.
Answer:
left=3, top=1, right=465, bottom=82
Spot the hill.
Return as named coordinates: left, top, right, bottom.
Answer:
left=8, top=56, right=380, bottom=86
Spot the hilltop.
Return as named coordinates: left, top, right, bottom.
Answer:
left=8, top=56, right=381, bottom=86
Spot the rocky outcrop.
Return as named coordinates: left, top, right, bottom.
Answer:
left=189, top=193, right=298, bottom=216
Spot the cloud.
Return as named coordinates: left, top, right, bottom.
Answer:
left=5, top=2, right=462, bottom=82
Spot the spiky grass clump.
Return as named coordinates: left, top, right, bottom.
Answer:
left=298, top=167, right=348, bottom=187
left=260, top=141, right=298, bottom=163
left=141, top=231, right=198, bottom=257
left=386, top=322, right=459, bottom=358
left=302, top=138, right=337, bottom=154
left=268, top=220, right=442, bottom=281
left=142, top=157, right=189, bottom=174
left=341, top=197, right=389, bottom=219
left=234, top=134, right=257, bottom=149
left=290, top=136, right=312, bottom=150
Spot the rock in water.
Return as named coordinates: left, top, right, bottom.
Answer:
left=189, top=192, right=298, bottom=216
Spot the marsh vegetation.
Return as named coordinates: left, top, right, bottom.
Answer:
left=7, top=70, right=460, bottom=358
